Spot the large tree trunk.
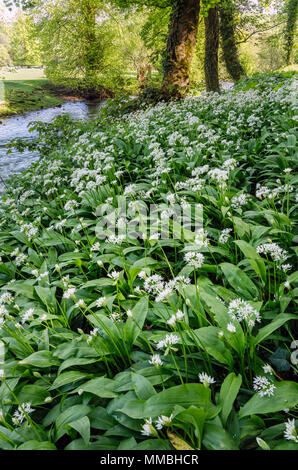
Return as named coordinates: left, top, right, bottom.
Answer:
left=81, top=0, right=98, bottom=86
left=162, top=0, right=200, bottom=99
left=219, top=0, right=246, bottom=82
left=204, top=6, right=220, bottom=92
left=285, top=0, right=298, bottom=65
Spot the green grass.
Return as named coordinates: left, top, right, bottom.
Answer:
left=0, top=68, right=64, bottom=117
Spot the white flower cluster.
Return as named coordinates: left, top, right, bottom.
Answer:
left=256, top=243, right=288, bottom=263
left=141, top=414, right=173, bottom=436
left=12, top=402, right=34, bottom=425
left=253, top=376, right=276, bottom=397
left=228, top=298, right=261, bottom=327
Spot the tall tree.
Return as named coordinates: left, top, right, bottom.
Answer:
left=284, top=0, right=297, bottom=65
left=219, top=0, right=246, bottom=81
left=204, top=4, right=220, bottom=92
left=162, top=0, right=200, bottom=98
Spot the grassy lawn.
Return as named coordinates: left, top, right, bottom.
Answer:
left=0, top=68, right=64, bottom=117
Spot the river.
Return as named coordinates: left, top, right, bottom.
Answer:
left=0, top=101, right=105, bottom=193
left=0, top=82, right=234, bottom=194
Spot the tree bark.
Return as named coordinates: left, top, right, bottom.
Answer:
left=285, top=0, right=297, bottom=65
left=162, top=0, right=200, bottom=99
left=219, top=0, right=246, bottom=82
left=204, top=6, right=220, bottom=92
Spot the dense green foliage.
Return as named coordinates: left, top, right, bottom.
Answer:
left=0, top=73, right=297, bottom=450
left=1, top=0, right=296, bottom=95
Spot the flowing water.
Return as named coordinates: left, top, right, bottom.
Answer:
left=0, top=83, right=234, bottom=194
left=0, top=101, right=105, bottom=193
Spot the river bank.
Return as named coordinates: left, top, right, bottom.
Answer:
left=0, top=68, right=111, bottom=118
left=0, top=79, right=65, bottom=118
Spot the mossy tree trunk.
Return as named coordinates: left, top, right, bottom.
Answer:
left=284, top=0, right=297, bottom=65
left=162, top=0, right=200, bottom=99
left=204, top=5, right=220, bottom=92
left=219, top=0, right=245, bottom=82
left=80, top=0, right=99, bottom=87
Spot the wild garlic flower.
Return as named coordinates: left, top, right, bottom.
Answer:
left=228, top=298, right=261, bottom=328
left=156, top=334, right=180, bottom=354
left=253, top=376, right=276, bottom=397
left=149, top=354, right=163, bottom=367
left=284, top=419, right=298, bottom=443
left=194, top=228, right=209, bottom=248
left=219, top=228, right=232, bottom=244
left=155, top=286, right=173, bottom=303
left=231, top=193, right=249, bottom=209
left=156, top=414, right=173, bottom=430
left=263, top=364, right=274, bottom=375
left=256, top=243, right=288, bottom=263
left=184, top=252, right=205, bottom=268
left=141, top=418, right=158, bottom=437
left=96, top=297, right=106, bottom=308
left=144, top=275, right=164, bottom=294
left=199, top=372, right=216, bottom=387
left=108, top=271, right=120, bottom=281
left=63, top=287, right=76, bottom=299
left=75, top=299, right=86, bottom=308
left=227, top=322, right=236, bottom=333
left=12, top=402, right=34, bottom=425
left=0, top=292, right=13, bottom=304
left=167, top=310, right=184, bottom=327
left=109, top=312, right=121, bottom=323
left=21, top=308, right=34, bottom=324
left=222, top=158, right=237, bottom=171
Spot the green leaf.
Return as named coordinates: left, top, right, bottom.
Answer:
left=174, top=406, right=206, bottom=449
left=119, top=384, right=216, bottom=419
left=202, top=423, right=239, bottom=450
left=73, top=376, right=118, bottom=398
left=19, top=351, right=61, bottom=368
left=219, top=373, right=242, bottom=426
left=220, top=263, right=258, bottom=299
left=55, top=405, right=91, bottom=441
left=239, top=381, right=298, bottom=418
left=68, top=416, right=90, bottom=445
left=131, top=373, right=156, bottom=400
left=235, top=240, right=266, bottom=283
left=17, top=441, right=57, bottom=450
left=16, top=385, right=51, bottom=406
left=35, top=286, right=57, bottom=312
left=253, top=314, right=297, bottom=346
left=124, top=297, right=148, bottom=346
left=194, top=327, right=234, bottom=366
left=49, top=371, right=92, bottom=390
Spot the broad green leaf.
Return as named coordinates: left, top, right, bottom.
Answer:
left=16, top=385, right=51, bottom=406
left=221, top=263, right=258, bottom=299
left=239, top=381, right=298, bottom=418
left=68, top=416, right=90, bottom=445
left=17, top=441, right=57, bottom=450
left=55, top=405, right=91, bottom=441
left=131, top=373, right=156, bottom=400
left=49, top=371, right=92, bottom=390
left=235, top=240, right=266, bottom=283
left=202, top=423, right=239, bottom=450
left=219, top=373, right=242, bottom=426
left=253, top=314, right=297, bottom=346
left=194, top=327, right=234, bottom=366
left=119, top=384, right=216, bottom=419
left=124, top=297, right=148, bottom=347
left=19, top=351, right=61, bottom=368
left=73, top=376, right=118, bottom=398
